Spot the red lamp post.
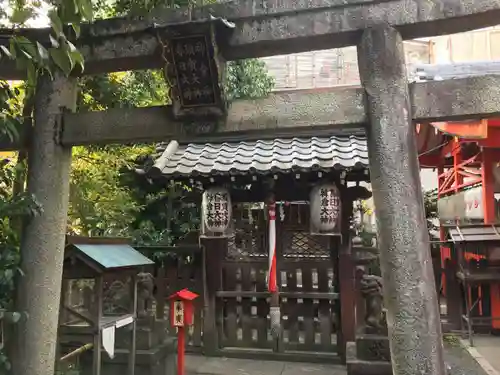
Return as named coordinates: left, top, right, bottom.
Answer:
left=168, top=289, right=199, bottom=375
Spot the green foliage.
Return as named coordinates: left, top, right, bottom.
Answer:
left=78, top=71, right=168, bottom=110
left=0, top=82, right=41, bottom=373
left=126, top=178, right=202, bottom=247
left=424, top=188, right=438, bottom=232
left=226, top=59, right=275, bottom=101
left=68, top=145, right=153, bottom=236
left=0, top=82, right=23, bottom=143
left=0, top=159, right=39, bottom=306
left=0, top=0, right=93, bottom=91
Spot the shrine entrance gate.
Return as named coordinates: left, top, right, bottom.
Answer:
left=216, top=204, right=341, bottom=361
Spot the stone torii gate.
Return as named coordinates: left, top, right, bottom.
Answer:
left=2, top=2, right=500, bottom=375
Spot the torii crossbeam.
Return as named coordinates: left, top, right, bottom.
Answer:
left=2, top=73, right=500, bottom=150
left=1, top=0, right=500, bottom=78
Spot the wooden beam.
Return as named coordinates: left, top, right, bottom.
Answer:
left=2, top=74, right=500, bottom=150
left=2, top=0, right=500, bottom=78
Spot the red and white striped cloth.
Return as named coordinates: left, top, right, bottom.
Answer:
left=268, top=201, right=277, bottom=292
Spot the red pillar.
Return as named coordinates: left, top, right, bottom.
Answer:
left=482, top=148, right=500, bottom=330
left=177, top=326, right=185, bottom=375
left=453, top=139, right=463, bottom=193
left=439, top=140, right=463, bottom=293
left=437, top=164, right=448, bottom=294
left=482, top=148, right=496, bottom=224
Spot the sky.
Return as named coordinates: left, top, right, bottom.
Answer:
left=27, top=4, right=49, bottom=28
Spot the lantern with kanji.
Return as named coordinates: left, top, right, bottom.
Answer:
left=168, top=289, right=199, bottom=328
left=310, top=183, right=342, bottom=235
left=201, top=186, right=234, bottom=238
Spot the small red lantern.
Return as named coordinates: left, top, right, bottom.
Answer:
left=168, top=288, right=198, bottom=327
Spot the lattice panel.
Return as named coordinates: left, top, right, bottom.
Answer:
left=227, top=205, right=268, bottom=260
left=227, top=231, right=268, bottom=260
left=281, top=203, right=310, bottom=228
left=282, top=230, right=330, bottom=258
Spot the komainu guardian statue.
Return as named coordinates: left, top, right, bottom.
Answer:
left=359, top=271, right=387, bottom=332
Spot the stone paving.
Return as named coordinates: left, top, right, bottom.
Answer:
left=185, top=355, right=346, bottom=375
left=445, top=341, right=492, bottom=375
left=185, top=342, right=490, bottom=375
left=460, top=335, right=500, bottom=375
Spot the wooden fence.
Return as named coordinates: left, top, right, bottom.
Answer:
left=432, top=241, right=496, bottom=333
left=216, top=258, right=339, bottom=353
left=137, top=246, right=205, bottom=352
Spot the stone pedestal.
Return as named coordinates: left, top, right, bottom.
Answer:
left=346, top=331, right=392, bottom=375
left=115, top=318, right=167, bottom=350
left=80, top=319, right=177, bottom=375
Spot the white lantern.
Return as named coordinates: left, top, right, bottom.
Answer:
left=201, top=187, right=233, bottom=238
left=310, top=183, right=341, bottom=236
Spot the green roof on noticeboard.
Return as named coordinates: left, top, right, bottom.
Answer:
left=69, top=243, right=154, bottom=270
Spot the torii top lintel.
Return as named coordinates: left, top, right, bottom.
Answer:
left=1, top=0, right=500, bottom=79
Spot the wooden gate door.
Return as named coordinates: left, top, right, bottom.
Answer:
left=216, top=204, right=340, bottom=359
left=279, top=226, right=340, bottom=355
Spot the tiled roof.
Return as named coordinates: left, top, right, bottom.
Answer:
left=150, top=135, right=368, bottom=178
left=413, top=61, right=500, bottom=81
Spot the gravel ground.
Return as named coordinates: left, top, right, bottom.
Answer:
left=444, top=341, right=489, bottom=375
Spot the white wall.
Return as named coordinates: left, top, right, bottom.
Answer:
left=260, top=41, right=430, bottom=91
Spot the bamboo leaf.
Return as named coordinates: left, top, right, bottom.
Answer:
left=49, top=47, right=73, bottom=76
left=10, top=7, right=35, bottom=25
left=26, top=61, right=38, bottom=87
left=66, top=40, right=77, bottom=53
left=9, top=38, right=17, bottom=59
left=77, top=0, right=93, bottom=21
left=15, top=36, right=38, bottom=60
left=60, top=0, right=81, bottom=24
left=19, top=50, right=32, bottom=61
left=49, top=34, right=59, bottom=48
left=0, top=45, right=12, bottom=59
left=48, top=9, right=64, bottom=37
left=15, top=55, right=28, bottom=71
left=4, top=119, right=19, bottom=142
left=71, top=49, right=84, bottom=73
left=36, top=42, right=49, bottom=62
left=71, top=23, right=81, bottom=38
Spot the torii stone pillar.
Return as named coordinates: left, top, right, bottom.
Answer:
left=12, top=73, right=76, bottom=375
left=357, top=25, right=446, bottom=375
